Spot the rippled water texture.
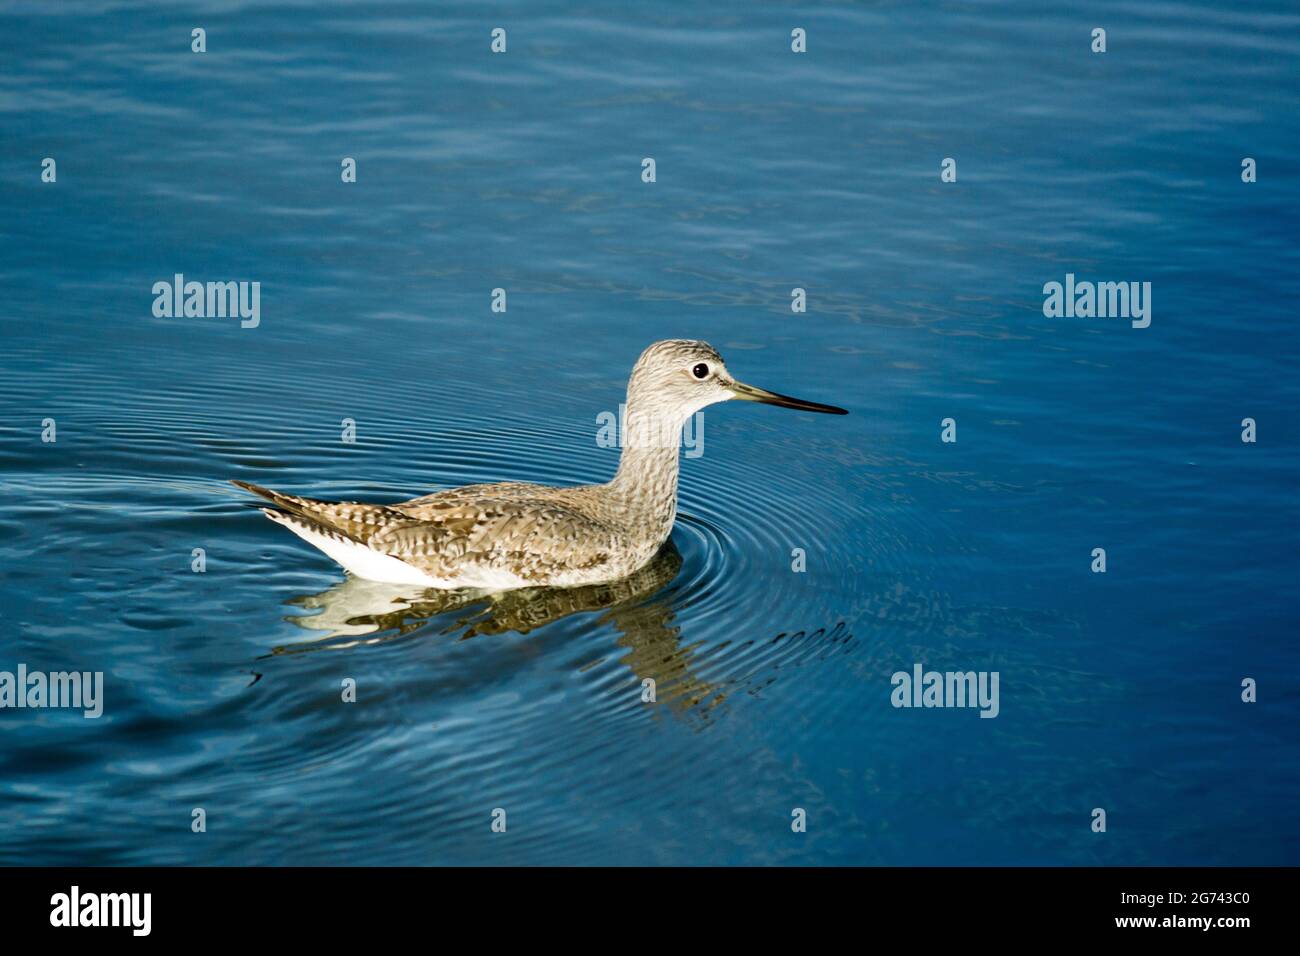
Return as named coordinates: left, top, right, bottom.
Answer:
left=1, top=2, right=1298, bottom=865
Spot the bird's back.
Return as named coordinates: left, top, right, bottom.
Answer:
left=391, top=481, right=647, bottom=586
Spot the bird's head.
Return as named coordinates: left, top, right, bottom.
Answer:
left=626, top=339, right=848, bottom=423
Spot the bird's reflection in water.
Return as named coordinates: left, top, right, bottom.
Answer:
left=270, top=543, right=722, bottom=714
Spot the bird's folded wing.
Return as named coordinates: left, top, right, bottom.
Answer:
left=372, top=499, right=619, bottom=576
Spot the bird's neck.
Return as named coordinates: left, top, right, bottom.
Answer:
left=606, top=405, right=685, bottom=543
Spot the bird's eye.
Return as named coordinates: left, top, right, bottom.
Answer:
left=692, top=363, right=710, bottom=379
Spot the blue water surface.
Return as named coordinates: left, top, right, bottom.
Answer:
left=1, top=1, right=1297, bottom=865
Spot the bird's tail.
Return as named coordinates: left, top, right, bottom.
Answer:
left=231, top=480, right=437, bottom=586
left=230, top=478, right=411, bottom=544
left=230, top=479, right=331, bottom=519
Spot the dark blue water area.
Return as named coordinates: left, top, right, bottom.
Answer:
left=0, top=1, right=1297, bottom=865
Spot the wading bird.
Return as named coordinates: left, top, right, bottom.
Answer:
left=233, top=339, right=846, bottom=589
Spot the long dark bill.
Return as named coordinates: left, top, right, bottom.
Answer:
left=728, top=380, right=848, bottom=415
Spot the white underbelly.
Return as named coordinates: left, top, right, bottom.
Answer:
left=265, top=509, right=539, bottom=590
